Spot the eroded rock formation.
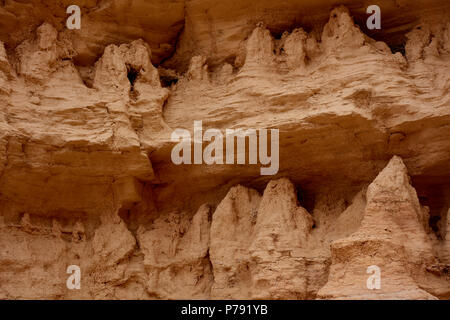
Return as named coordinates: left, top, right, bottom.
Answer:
left=0, top=1, right=449, bottom=299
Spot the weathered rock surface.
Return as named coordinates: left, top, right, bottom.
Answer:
left=0, top=1, right=449, bottom=299
left=210, top=179, right=328, bottom=299
left=317, top=156, right=447, bottom=299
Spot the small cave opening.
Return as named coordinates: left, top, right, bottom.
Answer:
left=389, top=42, right=406, bottom=56
left=273, top=31, right=284, bottom=41
left=157, top=67, right=179, bottom=88
left=159, top=75, right=178, bottom=88
left=429, top=215, right=442, bottom=235
left=126, top=66, right=141, bottom=100
left=127, top=66, right=140, bottom=88
left=296, top=185, right=315, bottom=214
left=414, top=178, right=450, bottom=240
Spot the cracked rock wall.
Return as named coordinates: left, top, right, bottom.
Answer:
left=0, top=1, right=449, bottom=299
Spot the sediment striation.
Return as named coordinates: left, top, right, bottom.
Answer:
left=0, top=1, right=449, bottom=299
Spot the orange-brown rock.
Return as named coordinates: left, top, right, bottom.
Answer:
left=317, top=156, right=447, bottom=299
left=0, top=1, right=449, bottom=300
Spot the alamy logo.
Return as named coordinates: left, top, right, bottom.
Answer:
left=171, top=121, right=279, bottom=175
left=66, top=265, right=81, bottom=290
left=366, top=265, right=381, bottom=290
left=366, top=5, right=381, bottom=30
left=66, top=5, right=81, bottom=30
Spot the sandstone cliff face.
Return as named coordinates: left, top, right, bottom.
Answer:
left=0, top=1, right=449, bottom=299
